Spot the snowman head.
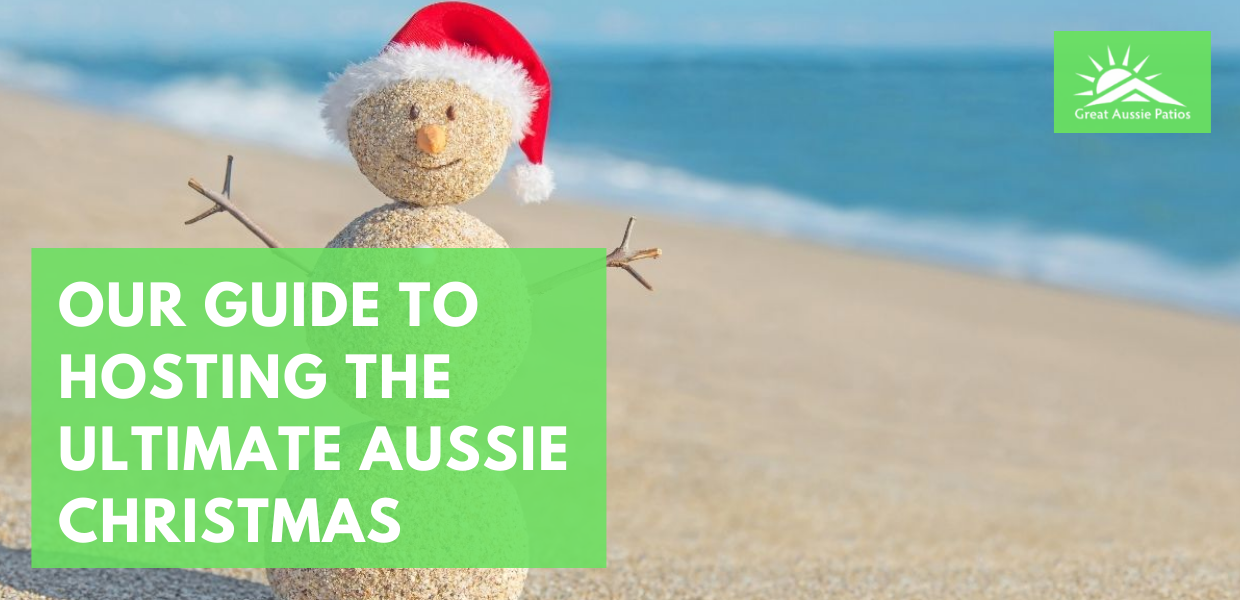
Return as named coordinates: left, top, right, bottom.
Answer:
left=322, top=3, right=555, bottom=206
left=346, top=79, right=512, bottom=206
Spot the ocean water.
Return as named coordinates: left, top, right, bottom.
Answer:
left=3, top=44, right=1238, bottom=316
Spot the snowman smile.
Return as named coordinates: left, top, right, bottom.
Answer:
left=406, top=157, right=462, bottom=171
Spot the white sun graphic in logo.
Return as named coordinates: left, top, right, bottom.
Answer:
left=1077, top=45, right=1183, bottom=107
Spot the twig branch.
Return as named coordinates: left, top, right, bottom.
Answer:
left=606, top=217, right=662, bottom=291
left=185, top=155, right=233, bottom=225
left=528, top=217, right=662, bottom=295
left=186, top=156, right=283, bottom=249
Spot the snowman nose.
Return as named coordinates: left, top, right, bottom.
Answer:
left=416, top=124, right=447, bottom=155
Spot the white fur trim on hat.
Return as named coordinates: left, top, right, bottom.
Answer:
left=321, top=43, right=541, bottom=145
left=510, top=163, right=554, bottom=204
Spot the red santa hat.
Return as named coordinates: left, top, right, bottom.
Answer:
left=321, top=2, right=554, bottom=203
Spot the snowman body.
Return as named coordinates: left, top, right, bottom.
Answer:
left=270, top=204, right=525, bottom=600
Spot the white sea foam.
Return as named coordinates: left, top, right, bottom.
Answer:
left=135, top=75, right=346, bottom=160
left=3, top=51, right=1236, bottom=317
left=548, top=148, right=1240, bottom=317
left=0, top=50, right=78, bottom=93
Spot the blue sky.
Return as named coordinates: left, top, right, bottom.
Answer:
left=2, top=0, right=1237, bottom=48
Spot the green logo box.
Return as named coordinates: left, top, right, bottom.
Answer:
left=31, top=248, right=606, bottom=568
left=1054, top=31, right=1211, bottom=133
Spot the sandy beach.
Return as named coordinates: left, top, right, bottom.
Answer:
left=2, top=88, right=1239, bottom=598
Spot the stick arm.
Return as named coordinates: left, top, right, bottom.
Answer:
left=185, top=155, right=284, bottom=249
left=528, top=217, right=662, bottom=295
left=606, top=217, right=662, bottom=291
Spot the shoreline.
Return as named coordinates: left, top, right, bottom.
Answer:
left=4, top=87, right=1240, bottom=598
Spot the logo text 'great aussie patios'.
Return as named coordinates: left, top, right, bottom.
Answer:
left=1054, top=31, right=1211, bottom=133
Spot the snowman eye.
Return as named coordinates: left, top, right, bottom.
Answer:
left=409, top=104, right=420, bottom=121
left=446, top=105, right=457, bottom=121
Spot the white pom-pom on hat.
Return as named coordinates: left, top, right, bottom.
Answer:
left=511, top=163, right=555, bottom=204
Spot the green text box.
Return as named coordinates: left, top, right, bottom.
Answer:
left=31, top=248, right=606, bottom=568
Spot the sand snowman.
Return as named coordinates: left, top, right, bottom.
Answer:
left=184, top=3, right=657, bottom=599
left=187, top=1, right=658, bottom=280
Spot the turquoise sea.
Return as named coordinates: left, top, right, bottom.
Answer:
left=2, top=44, right=1237, bottom=315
